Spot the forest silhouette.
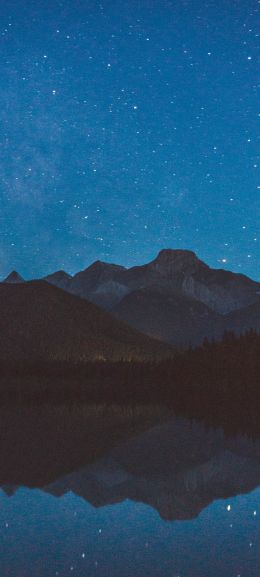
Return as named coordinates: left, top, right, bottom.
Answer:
left=0, top=330, right=259, bottom=434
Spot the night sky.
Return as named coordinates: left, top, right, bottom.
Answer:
left=0, top=0, right=259, bottom=280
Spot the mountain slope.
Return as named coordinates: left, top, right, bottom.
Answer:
left=3, top=271, right=24, bottom=284
left=64, top=249, right=260, bottom=314
left=41, top=249, right=260, bottom=347
left=224, top=300, right=260, bottom=335
left=122, top=249, right=260, bottom=314
left=44, top=270, right=72, bottom=291
left=111, top=251, right=259, bottom=345
left=113, top=288, right=221, bottom=347
left=69, top=260, right=129, bottom=308
left=0, top=281, right=172, bottom=361
left=3, top=249, right=259, bottom=348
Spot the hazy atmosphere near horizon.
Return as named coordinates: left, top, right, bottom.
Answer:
left=0, top=0, right=259, bottom=280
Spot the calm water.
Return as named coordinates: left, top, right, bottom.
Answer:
left=0, top=407, right=260, bottom=577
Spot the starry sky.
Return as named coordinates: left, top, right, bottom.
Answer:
left=0, top=0, right=259, bottom=280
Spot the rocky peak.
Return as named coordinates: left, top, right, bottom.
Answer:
left=44, top=270, right=72, bottom=291
left=75, top=260, right=126, bottom=285
left=70, top=260, right=127, bottom=300
left=45, top=270, right=71, bottom=281
left=150, top=249, right=207, bottom=276
left=3, top=271, right=24, bottom=284
left=86, top=260, right=126, bottom=274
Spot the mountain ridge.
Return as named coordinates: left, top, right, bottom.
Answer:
left=52, top=249, right=260, bottom=314
left=3, top=271, right=25, bottom=284
left=1, top=249, right=259, bottom=347
left=0, top=280, right=172, bottom=361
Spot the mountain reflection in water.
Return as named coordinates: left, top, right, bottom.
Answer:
left=0, top=405, right=260, bottom=576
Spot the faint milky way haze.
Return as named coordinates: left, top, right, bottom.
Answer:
left=0, top=0, right=259, bottom=279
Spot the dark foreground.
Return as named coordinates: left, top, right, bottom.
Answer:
left=0, top=331, right=259, bottom=435
left=0, top=405, right=260, bottom=577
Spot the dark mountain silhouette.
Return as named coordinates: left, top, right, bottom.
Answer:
left=70, top=260, right=128, bottom=308
left=113, top=289, right=260, bottom=347
left=62, top=249, right=260, bottom=314
left=3, top=270, right=24, bottom=284
left=224, top=300, right=260, bottom=335
left=112, top=288, right=221, bottom=347
left=38, top=249, right=260, bottom=346
left=2, top=249, right=259, bottom=347
left=44, top=270, right=72, bottom=291
left=141, top=249, right=259, bottom=314
left=0, top=281, right=172, bottom=361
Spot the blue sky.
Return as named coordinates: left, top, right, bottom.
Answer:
left=0, top=0, right=259, bottom=279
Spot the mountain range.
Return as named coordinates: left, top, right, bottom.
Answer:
left=3, top=249, right=259, bottom=348
left=0, top=281, right=171, bottom=361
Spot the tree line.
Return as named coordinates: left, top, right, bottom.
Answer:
left=0, top=330, right=259, bottom=434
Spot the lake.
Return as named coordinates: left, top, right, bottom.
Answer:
left=0, top=406, right=259, bottom=576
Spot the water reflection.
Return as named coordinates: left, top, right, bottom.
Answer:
left=0, top=406, right=260, bottom=576
left=44, top=417, right=260, bottom=521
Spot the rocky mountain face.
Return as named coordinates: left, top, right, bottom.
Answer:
left=121, top=249, right=259, bottom=314
left=66, top=249, right=260, bottom=346
left=113, top=288, right=221, bottom=347
left=69, top=261, right=129, bottom=308
left=0, top=281, right=171, bottom=361
left=43, top=249, right=259, bottom=314
left=2, top=249, right=259, bottom=347
left=44, top=270, right=72, bottom=291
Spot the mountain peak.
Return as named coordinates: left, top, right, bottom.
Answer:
left=155, top=248, right=198, bottom=262
left=151, top=249, right=206, bottom=274
left=45, top=270, right=72, bottom=281
left=86, top=260, right=126, bottom=272
left=44, top=270, right=72, bottom=291
left=3, top=271, right=24, bottom=284
left=0, top=280, right=171, bottom=361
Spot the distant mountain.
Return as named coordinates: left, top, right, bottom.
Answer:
left=3, top=271, right=24, bottom=284
left=39, top=249, right=260, bottom=347
left=2, top=249, right=259, bottom=348
left=224, top=300, right=260, bottom=335
left=119, top=249, right=260, bottom=314
left=44, top=270, right=72, bottom=291
left=46, top=249, right=260, bottom=317
left=0, top=281, right=172, bottom=361
left=69, top=260, right=129, bottom=308
left=113, top=288, right=224, bottom=347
